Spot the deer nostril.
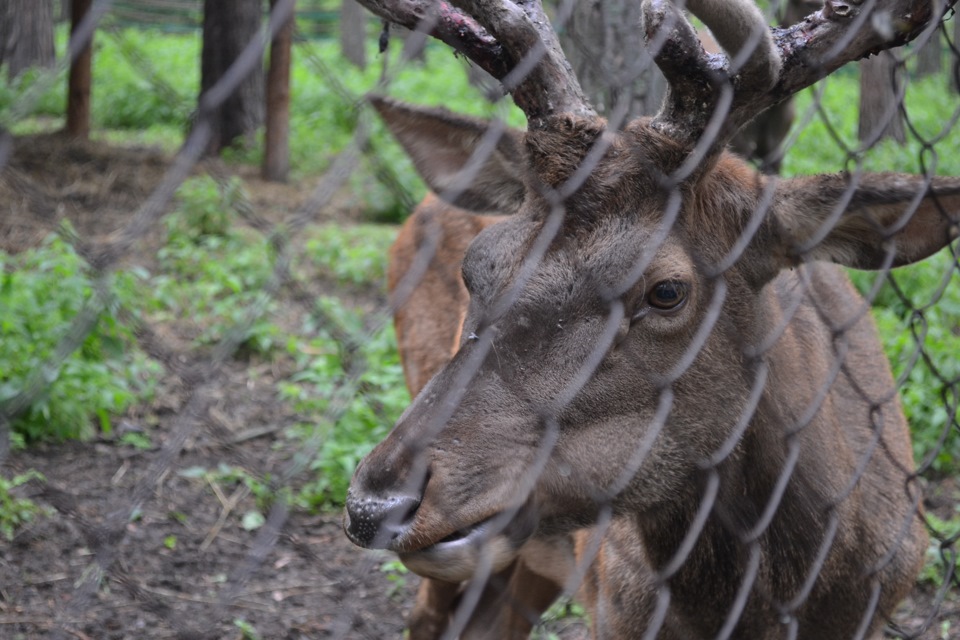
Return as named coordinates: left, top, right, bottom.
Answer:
left=344, top=492, right=421, bottom=549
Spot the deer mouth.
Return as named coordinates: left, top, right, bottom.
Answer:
left=397, top=507, right=538, bottom=582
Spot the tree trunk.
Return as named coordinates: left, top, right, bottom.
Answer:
left=0, top=0, right=56, bottom=81
left=340, top=0, right=367, bottom=69
left=558, top=0, right=652, bottom=124
left=859, top=50, right=906, bottom=145
left=199, top=0, right=265, bottom=156
left=66, top=0, right=92, bottom=140
left=955, top=14, right=960, bottom=93
left=914, top=27, right=941, bottom=78
left=263, top=0, right=294, bottom=182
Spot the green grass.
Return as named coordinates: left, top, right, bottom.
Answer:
left=784, top=67, right=960, bottom=177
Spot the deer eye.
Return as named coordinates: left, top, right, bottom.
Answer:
left=648, top=281, right=688, bottom=311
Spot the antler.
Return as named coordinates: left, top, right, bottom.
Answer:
left=360, top=0, right=954, bottom=149
left=647, top=0, right=956, bottom=151
left=355, top=0, right=595, bottom=128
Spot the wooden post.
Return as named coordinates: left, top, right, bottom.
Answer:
left=66, top=0, right=92, bottom=139
left=263, top=0, right=294, bottom=182
left=914, top=28, right=942, bottom=78
left=340, top=0, right=367, bottom=69
left=859, top=50, right=906, bottom=145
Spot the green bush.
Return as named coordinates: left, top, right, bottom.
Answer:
left=154, top=176, right=280, bottom=353
left=302, top=223, right=395, bottom=287
left=94, top=29, right=197, bottom=129
left=282, top=299, right=407, bottom=511
left=0, top=236, right=161, bottom=443
left=0, top=470, right=46, bottom=540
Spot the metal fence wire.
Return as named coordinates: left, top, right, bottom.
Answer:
left=0, top=1, right=959, bottom=639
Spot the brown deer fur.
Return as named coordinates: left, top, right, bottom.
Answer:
left=347, top=101, right=959, bottom=638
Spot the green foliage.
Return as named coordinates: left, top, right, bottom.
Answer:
left=848, top=249, right=960, bottom=475
left=233, top=618, right=263, bottom=640
left=0, top=470, right=46, bottom=540
left=166, top=175, right=240, bottom=241
left=283, top=297, right=407, bottom=511
left=154, top=177, right=280, bottom=353
left=918, top=506, right=960, bottom=590
left=0, top=236, right=161, bottom=443
left=0, top=64, right=67, bottom=126
left=5, top=26, right=526, bottom=219
left=119, top=431, right=153, bottom=450
left=94, top=29, right=197, bottom=129
left=379, top=558, right=410, bottom=599
left=534, top=598, right=589, bottom=639
left=302, top=223, right=396, bottom=287
left=784, top=70, right=960, bottom=177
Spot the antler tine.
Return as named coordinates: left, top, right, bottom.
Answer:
left=646, top=0, right=957, bottom=155
left=447, top=1, right=596, bottom=126
left=354, top=1, right=514, bottom=81
left=356, top=0, right=596, bottom=128
left=644, top=0, right=782, bottom=149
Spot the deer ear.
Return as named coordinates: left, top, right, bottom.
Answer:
left=769, top=173, right=960, bottom=272
left=370, top=96, right=528, bottom=214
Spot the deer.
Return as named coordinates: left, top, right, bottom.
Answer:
left=344, top=0, right=959, bottom=638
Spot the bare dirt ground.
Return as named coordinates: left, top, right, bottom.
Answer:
left=0, top=134, right=957, bottom=639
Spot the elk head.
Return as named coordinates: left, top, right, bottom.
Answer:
left=344, top=0, right=958, bottom=633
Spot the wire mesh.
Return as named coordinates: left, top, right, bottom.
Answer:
left=0, top=1, right=958, bottom=639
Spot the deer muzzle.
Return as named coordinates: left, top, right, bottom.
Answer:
left=344, top=480, right=540, bottom=582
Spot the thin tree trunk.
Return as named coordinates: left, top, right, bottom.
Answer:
left=558, top=0, right=651, bottom=124
left=340, top=0, right=367, bottom=69
left=914, top=28, right=941, bottom=78
left=199, top=0, right=265, bottom=156
left=859, top=50, right=906, bottom=145
left=0, top=0, right=56, bottom=81
left=66, top=0, right=92, bottom=139
left=953, top=15, right=960, bottom=92
left=264, top=0, right=294, bottom=182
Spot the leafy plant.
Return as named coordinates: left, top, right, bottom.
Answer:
left=534, top=597, right=589, bottom=639
left=0, top=470, right=46, bottom=540
left=0, top=236, right=161, bottom=443
left=379, top=558, right=409, bottom=599
left=784, top=68, right=960, bottom=178
left=93, top=29, right=196, bottom=130
left=283, top=297, right=407, bottom=511
left=233, top=618, right=262, bottom=640
left=917, top=506, right=960, bottom=589
left=302, top=223, right=396, bottom=287
left=154, top=177, right=280, bottom=354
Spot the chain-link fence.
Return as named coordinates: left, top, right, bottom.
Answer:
left=1, top=1, right=959, bottom=639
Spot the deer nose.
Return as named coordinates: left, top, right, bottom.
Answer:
left=344, top=491, right=421, bottom=549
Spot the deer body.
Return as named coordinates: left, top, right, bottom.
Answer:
left=344, top=1, right=959, bottom=637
